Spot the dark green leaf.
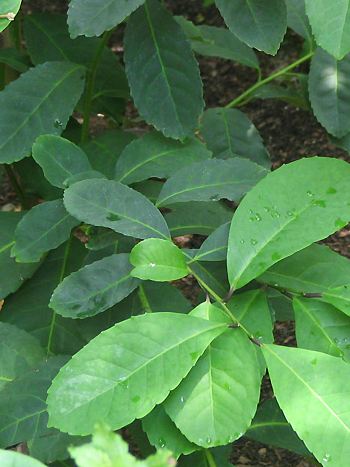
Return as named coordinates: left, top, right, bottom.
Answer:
left=215, top=0, right=287, bottom=55
left=115, top=132, right=211, bottom=185
left=0, top=48, right=30, bottom=72
left=64, top=179, right=170, bottom=240
left=50, top=254, right=140, bottom=319
left=0, top=61, right=85, bottom=163
left=192, top=222, right=230, bottom=262
left=12, top=200, right=79, bottom=263
left=201, top=108, right=271, bottom=168
left=285, top=0, right=313, bottom=43
left=157, top=158, right=267, bottom=207
left=124, top=0, right=203, bottom=139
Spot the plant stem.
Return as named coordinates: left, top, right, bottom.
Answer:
left=205, top=449, right=217, bottom=467
left=225, top=51, right=314, bottom=109
left=188, top=266, right=256, bottom=342
left=5, top=164, right=28, bottom=209
left=81, top=30, right=113, bottom=143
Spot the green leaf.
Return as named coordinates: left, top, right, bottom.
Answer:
left=50, top=253, right=140, bottom=319
left=0, top=61, right=85, bottom=164
left=12, top=200, right=79, bottom=263
left=192, top=222, right=230, bottom=262
left=165, top=302, right=261, bottom=447
left=215, top=0, right=287, bottom=55
left=189, top=260, right=229, bottom=299
left=258, top=243, right=350, bottom=316
left=64, top=179, right=170, bottom=240
left=0, top=356, right=66, bottom=448
left=177, top=447, right=232, bottom=467
left=0, top=323, right=44, bottom=391
left=246, top=399, right=309, bottom=456
left=130, top=239, right=188, bottom=281
left=156, top=158, right=267, bottom=207
left=68, top=0, right=146, bottom=38
left=250, top=82, right=309, bottom=109
left=165, top=202, right=232, bottom=236
left=294, top=298, right=350, bottom=360
left=134, top=282, right=191, bottom=314
left=115, top=132, right=211, bottom=185
left=0, top=1, right=22, bottom=33
left=47, top=313, right=227, bottom=435
left=0, top=450, right=45, bottom=467
left=0, top=48, right=30, bottom=73
left=178, top=18, right=259, bottom=69
left=0, top=240, right=88, bottom=355
left=227, top=157, right=350, bottom=290
left=263, top=344, right=350, bottom=466
left=32, top=136, right=92, bottom=189
left=309, top=48, right=350, bottom=138
left=227, top=289, right=274, bottom=344
left=285, top=0, right=313, bottom=43
left=63, top=170, right=106, bottom=187
left=82, top=130, right=135, bottom=178
left=201, top=108, right=271, bottom=168
left=143, top=405, right=198, bottom=457
left=0, top=212, right=40, bottom=299
left=305, top=0, right=350, bottom=59
left=124, top=0, right=203, bottom=139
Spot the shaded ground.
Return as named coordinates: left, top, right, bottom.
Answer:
left=2, top=1, right=349, bottom=465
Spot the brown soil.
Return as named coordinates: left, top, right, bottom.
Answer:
left=2, top=1, right=348, bottom=465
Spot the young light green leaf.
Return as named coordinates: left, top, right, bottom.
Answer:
left=143, top=405, right=198, bottom=457
left=124, top=0, right=203, bottom=139
left=0, top=323, right=44, bottom=391
left=246, top=399, right=309, bottom=456
left=0, top=1, right=22, bottom=33
left=47, top=313, right=227, bottom=435
left=165, top=202, right=232, bottom=236
left=305, top=0, right=350, bottom=59
left=50, top=253, right=140, bottom=319
left=64, top=179, right=170, bottom=240
left=0, top=212, right=40, bottom=299
left=227, top=289, right=274, bottom=344
left=0, top=61, right=85, bottom=164
left=215, top=0, right=287, bottom=55
left=309, top=48, right=350, bottom=138
left=165, top=302, right=261, bottom=447
left=227, top=157, right=350, bottom=290
left=178, top=19, right=259, bottom=69
left=201, top=108, right=271, bottom=168
left=156, top=158, right=267, bottom=207
left=258, top=243, right=350, bottom=316
left=115, top=132, right=211, bottom=185
left=0, top=356, right=66, bottom=448
left=12, top=200, right=79, bottom=263
left=68, top=0, right=146, bottom=38
left=263, top=344, right=350, bottom=466
left=130, top=239, right=188, bottom=282
left=82, top=129, right=136, bottom=178
left=32, top=136, right=92, bottom=189
left=294, top=298, right=350, bottom=360
left=0, top=450, right=45, bottom=467
left=192, top=222, right=230, bottom=262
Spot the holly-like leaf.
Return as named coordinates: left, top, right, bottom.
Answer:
left=201, top=108, right=270, bottom=168
left=47, top=313, right=227, bottom=435
left=115, top=132, right=211, bottom=185
left=309, top=48, right=350, bottom=138
left=12, top=200, right=79, bottom=263
left=215, top=0, right=287, bottom=55
left=0, top=62, right=85, bottom=164
left=263, top=344, right=350, bottom=466
left=64, top=179, right=170, bottom=240
left=32, top=136, right=92, bottom=189
left=50, top=254, right=140, bottom=319
left=124, top=0, right=203, bottom=139
left=156, top=158, right=267, bottom=207
left=227, top=157, right=350, bottom=290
